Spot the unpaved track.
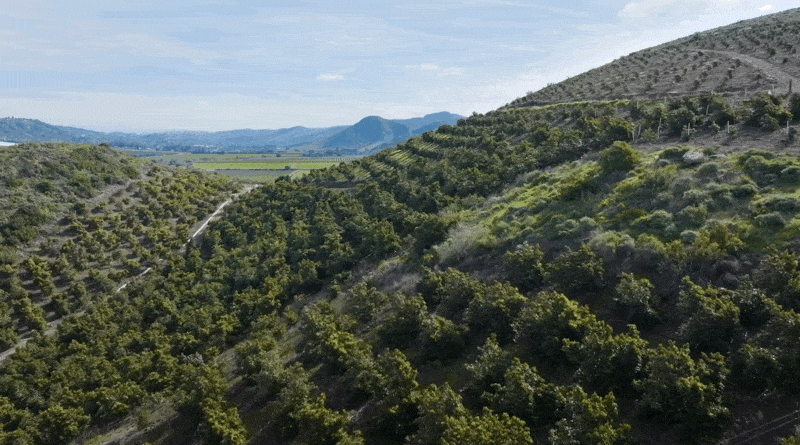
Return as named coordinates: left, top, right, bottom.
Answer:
left=698, top=49, right=799, bottom=94
left=0, top=183, right=259, bottom=363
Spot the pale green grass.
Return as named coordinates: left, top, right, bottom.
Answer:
left=212, top=169, right=306, bottom=183
left=195, top=161, right=339, bottom=170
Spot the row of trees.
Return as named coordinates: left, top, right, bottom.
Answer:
left=3, top=91, right=800, bottom=443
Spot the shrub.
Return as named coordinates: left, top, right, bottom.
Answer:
left=731, top=301, right=800, bottom=389
left=754, top=212, right=786, bottom=229
left=466, top=335, right=515, bottom=393
left=614, top=273, right=659, bottom=324
left=564, top=326, right=648, bottom=394
left=375, top=294, right=428, bottom=349
left=441, top=408, right=533, bottom=445
left=598, top=141, right=641, bottom=173
left=730, top=180, right=758, bottom=198
left=677, top=205, right=708, bottom=228
left=546, top=244, right=606, bottom=293
left=344, top=282, right=388, bottom=323
left=749, top=251, right=800, bottom=310
left=465, top=281, right=527, bottom=344
left=418, top=315, right=467, bottom=362
left=635, top=342, right=729, bottom=433
left=483, top=358, right=560, bottom=428
left=513, top=291, right=608, bottom=360
left=678, top=277, right=741, bottom=353
left=417, top=267, right=483, bottom=319
left=689, top=220, right=745, bottom=260
left=666, top=107, right=699, bottom=136
left=744, top=93, right=792, bottom=130
left=659, top=146, right=691, bottom=161
left=504, top=242, right=545, bottom=291
left=630, top=210, right=676, bottom=239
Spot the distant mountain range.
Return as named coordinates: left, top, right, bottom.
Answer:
left=0, top=112, right=462, bottom=155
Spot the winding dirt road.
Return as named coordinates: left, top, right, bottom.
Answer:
left=698, top=49, right=799, bottom=95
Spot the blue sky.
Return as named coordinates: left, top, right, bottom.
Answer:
left=0, top=1, right=797, bottom=132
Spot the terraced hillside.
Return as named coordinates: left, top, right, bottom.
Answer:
left=3, top=8, right=800, bottom=445
left=506, top=8, right=800, bottom=108
left=0, top=142, right=239, bottom=358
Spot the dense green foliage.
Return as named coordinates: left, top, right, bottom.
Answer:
left=3, top=70, right=800, bottom=445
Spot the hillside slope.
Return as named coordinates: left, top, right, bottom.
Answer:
left=3, top=8, right=800, bottom=445
left=505, top=7, right=800, bottom=108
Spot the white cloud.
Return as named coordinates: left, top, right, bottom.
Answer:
left=407, top=63, right=463, bottom=76
left=414, top=63, right=439, bottom=71
left=760, top=4, right=774, bottom=11
left=618, top=0, right=748, bottom=19
left=317, top=73, right=344, bottom=81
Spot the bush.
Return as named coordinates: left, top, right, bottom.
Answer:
left=483, top=358, right=560, bottom=428
left=678, top=277, right=741, bottom=353
left=666, top=107, right=699, bottom=136
left=598, top=141, right=641, bottom=173
left=745, top=93, right=792, bottom=130
left=513, top=291, right=608, bottom=360
left=441, top=408, right=533, bottom=445
left=465, top=281, right=527, bottom=344
left=749, top=251, right=800, bottom=311
left=546, top=244, right=606, bottom=293
left=504, top=242, right=545, bottom=291
left=614, top=273, right=659, bottom=324
left=731, top=301, right=800, bottom=389
left=630, top=210, right=676, bottom=239
left=754, top=212, right=786, bottom=229
left=466, top=335, right=514, bottom=393
left=418, top=315, right=467, bottom=362
left=635, top=343, right=729, bottom=433
left=375, top=294, right=428, bottom=349
left=564, top=326, right=648, bottom=394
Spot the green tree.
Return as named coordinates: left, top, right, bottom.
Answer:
left=504, top=242, right=545, bottom=292
left=564, top=326, right=648, bottom=394
left=546, top=244, right=606, bottom=294
left=35, top=404, right=91, bottom=444
left=614, top=273, right=659, bottom=325
left=484, top=358, right=560, bottom=429
left=635, top=342, right=729, bottom=433
left=441, top=408, right=533, bottom=445
left=465, top=281, right=526, bottom=344
left=406, top=384, right=467, bottom=445
left=678, top=277, right=741, bottom=353
left=548, top=387, right=630, bottom=445
left=513, top=291, right=607, bottom=360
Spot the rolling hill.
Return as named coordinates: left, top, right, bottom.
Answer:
left=0, top=112, right=462, bottom=155
left=2, top=8, right=800, bottom=445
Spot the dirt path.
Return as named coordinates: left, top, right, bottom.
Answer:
left=186, top=184, right=259, bottom=243
left=699, top=49, right=799, bottom=95
left=0, top=183, right=259, bottom=363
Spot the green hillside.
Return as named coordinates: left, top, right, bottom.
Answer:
left=2, top=8, right=800, bottom=445
left=0, top=142, right=238, bottom=361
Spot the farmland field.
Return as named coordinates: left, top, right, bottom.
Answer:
left=195, top=161, right=341, bottom=170
left=123, top=150, right=357, bottom=183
